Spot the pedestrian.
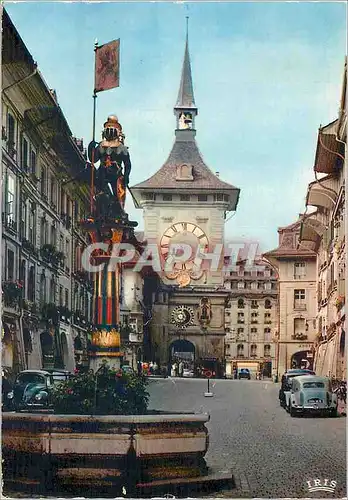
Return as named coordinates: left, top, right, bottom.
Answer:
left=178, top=361, right=184, bottom=377
left=171, top=363, right=176, bottom=377
left=153, top=361, right=158, bottom=375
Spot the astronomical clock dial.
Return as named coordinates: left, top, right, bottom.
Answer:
left=171, top=306, right=195, bottom=328
left=160, top=222, right=209, bottom=265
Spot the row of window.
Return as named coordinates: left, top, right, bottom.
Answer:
left=235, top=298, right=273, bottom=309
left=229, top=281, right=276, bottom=290
left=228, top=269, right=274, bottom=278
left=143, top=193, right=230, bottom=203
left=5, top=245, right=86, bottom=291
left=226, top=327, right=272, bottom=335
left=226, top=344, right=272, bottom=356
left=3, top=170, right=80, bottom=226
left=18, top=259, right=90, bottom=316
left=235, top=312, right=272, bottom=319
left=3, top=135, right=86, bottom=233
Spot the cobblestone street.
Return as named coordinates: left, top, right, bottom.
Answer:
left=148, top=377, right=347, bottom=498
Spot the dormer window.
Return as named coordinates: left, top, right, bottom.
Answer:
left=176, top=163, right=193, bottom=181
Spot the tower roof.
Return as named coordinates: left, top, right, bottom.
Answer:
left=131, top=131, right=240, bottom=211
left=131, top=22, right=240, bottom=213
left=175, top=22, right=196, bottom=110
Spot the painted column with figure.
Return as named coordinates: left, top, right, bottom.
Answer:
left=76, top=38, right=138, bottom=371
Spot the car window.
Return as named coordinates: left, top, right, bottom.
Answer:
left=52, top=374, right=68, bottom=382
left=302, top=381, right=325, bottom=388
left=17, top=373, right=45, bottom=385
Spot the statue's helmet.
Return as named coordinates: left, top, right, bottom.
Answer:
left=103, top=115, right=122, bottom=141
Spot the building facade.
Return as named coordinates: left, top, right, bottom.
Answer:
left=1, top=10, right=92, bottom=376
left=300, top=59, right=346, bottom=379
left=131, top=34, right=240, bottom=374
left=223, top=258, right=278, bottom=378
left=264, top=220, right=317, bottom=376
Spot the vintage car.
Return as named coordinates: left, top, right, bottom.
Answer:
left=7, top=370, right=55, bottom=411
left=279, top=369, right=315, bottom=408
left=183, top=367, right=194, bottom=378
left=238, top=368, right=251, bottom=380
left=287, top=375, right=338, bottom=417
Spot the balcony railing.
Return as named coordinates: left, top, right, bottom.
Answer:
left=2, top=213, right=17, bottom=233
left=293, top=302, right=306, bottom=311
left=292, top=333, right=308, bottom=341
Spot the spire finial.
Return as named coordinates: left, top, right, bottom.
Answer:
left=186, top=16, right=189, bottom=43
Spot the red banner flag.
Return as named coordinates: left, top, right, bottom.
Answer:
left=94, top=39, right=120, bottom=93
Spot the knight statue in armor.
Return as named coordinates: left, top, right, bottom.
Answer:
left=88, top=115, right=131, bottom=221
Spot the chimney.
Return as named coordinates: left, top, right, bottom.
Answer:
left=215, top=171, right=220, bottom=177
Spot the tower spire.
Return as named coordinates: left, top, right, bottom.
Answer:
left=174, top=18, right=198, bottom=132
left=175, top=17, right=196, bottom=109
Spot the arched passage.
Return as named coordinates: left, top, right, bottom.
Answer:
left=291, top=350, right=314, bottom=371
left=169, top=339, right=195, bottom=363
left=40, top=330, right=54, bottom=369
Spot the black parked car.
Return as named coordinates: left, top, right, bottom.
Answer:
left=278, top=369, right=315, bottom=408
left=7, top=370, right=55, bottom=411
left=238, top=368, right=251, bottom=380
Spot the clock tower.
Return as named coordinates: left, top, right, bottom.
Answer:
left=131, top=28, right=240, bottom=372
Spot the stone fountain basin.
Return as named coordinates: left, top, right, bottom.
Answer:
left=2, top=412, right=210, bottom=493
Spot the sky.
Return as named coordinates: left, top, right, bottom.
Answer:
left=5, top=1, right=347, bottom=252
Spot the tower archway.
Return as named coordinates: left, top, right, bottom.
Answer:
left=291, top=350, right=314, bottom=371
left=169, top=339, right=195, bottom=363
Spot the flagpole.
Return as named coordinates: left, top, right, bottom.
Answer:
left=90, top=39, right=98, bottom=215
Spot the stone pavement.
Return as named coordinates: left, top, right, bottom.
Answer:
left=148, top=378, right=347, bottom=498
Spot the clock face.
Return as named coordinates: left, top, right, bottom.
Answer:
left=160, top=222, right=209, bottom=263
left=171, top=306, right=195, bottom=328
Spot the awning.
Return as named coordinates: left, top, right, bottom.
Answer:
left=2, top=10, right=36, bottom=70
left=306, top=180, right=337, bottom=210
left=23, top=106, right=84, bottom=173
left=314, top=120, right=344, bottom=174
left=299, top=217, right=326, bottom=247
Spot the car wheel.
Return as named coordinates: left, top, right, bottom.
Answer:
left=289, top=403, right=296, bottom=417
